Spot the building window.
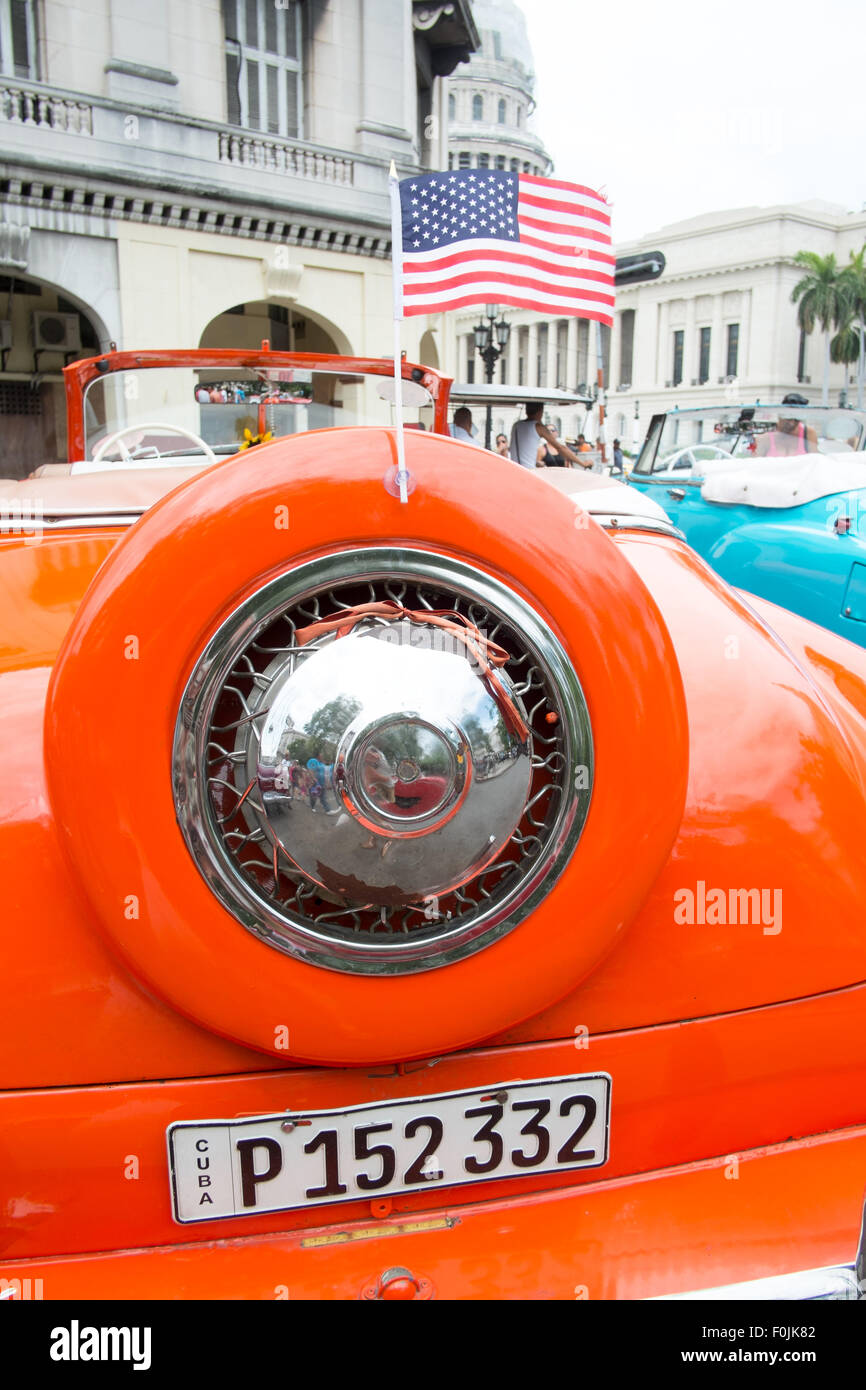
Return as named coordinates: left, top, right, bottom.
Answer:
left=458, top=150, right=471, bottom=169
left=510, top=157, right=519, bottom=172
left=495, top=154, right=506, bottom=170
left=465, top=335, right=475, bottom=384
left=698, top=326, right=711, bottom=384
left=672, top=330, right=684, bottom=387
left=472, top=93, right=483, bottom=120
left=448, top=151, right=454, bottom=169
left=497, top=98, right=506, bottom=124
left=522, top=161, right=530, bottom=172
left=618, top=308, right=635, bottom=389
left=516, top=107, right=522, bottom=127
left=478, top=152, right=489, bottom=168
left=223, top=0, right=302, bottom=138
left=448, top=92, right=456, bottom=121
left=726, top=322, right=739, bottom=378
left=493, top=30, right=502, bottom=60
left=0, top=0, right=35, bottom=78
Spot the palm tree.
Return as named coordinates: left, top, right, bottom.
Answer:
left=790, top=251, right=847, bottom=405
left=831, top=315, right=860, bottom=396
left=839, top=245, right=866, bottom=409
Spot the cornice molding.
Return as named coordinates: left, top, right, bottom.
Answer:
left=0, top=167, right=392, bottom=259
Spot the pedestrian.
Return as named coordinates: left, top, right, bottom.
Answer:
left=753, top=394, right=818, bottom=457
left=495, top=433, right=510, bottom=457
left=537, top=426, right=567, bottom=467
left=449, top=406, right=481, bottom=446
left=306, top=757, right=334, bottom=812
left=611, top=438, right=625, bottom=476
left=510, top=402, right=591, bottom=470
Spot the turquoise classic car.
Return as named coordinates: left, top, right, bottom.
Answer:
left=628, top=401, right=866, bottom=645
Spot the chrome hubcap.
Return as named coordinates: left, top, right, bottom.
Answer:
left=246, top=618, right=532, bottom=904
left=173, top=549, right=594, bottom=975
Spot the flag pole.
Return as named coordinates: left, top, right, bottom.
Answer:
left=388, top=160, right=409, bottom=505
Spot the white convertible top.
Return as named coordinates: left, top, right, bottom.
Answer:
left=700, top=453, right=866, bottom=509
left=538, top=467, right=672, bottom=523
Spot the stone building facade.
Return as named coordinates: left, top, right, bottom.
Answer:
left=0, top=0, right=478, bottom=473
left=607, top=201, right=866, bottom=452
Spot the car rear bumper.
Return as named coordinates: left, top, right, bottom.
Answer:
left=3, top=1124, right=864, bottom=1300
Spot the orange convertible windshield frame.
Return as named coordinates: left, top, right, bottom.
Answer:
left=62, top=342, right=452, bottom=462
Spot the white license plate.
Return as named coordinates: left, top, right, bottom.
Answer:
left=167, top=1073, right=611, bottom=1224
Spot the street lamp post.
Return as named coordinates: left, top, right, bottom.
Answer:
left=473, top=303, right=511, bottom=449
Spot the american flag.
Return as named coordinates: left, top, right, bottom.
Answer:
left=393, top=170, right=614, bottom=322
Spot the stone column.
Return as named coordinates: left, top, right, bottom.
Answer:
left=683, top=293, right=697, bottom=386
left=357, top=0, right=415, bottom=162
left=507, top=318, right=520, bottom=384
left=547, top=319, right=558, bottom=390
left=711, top=295, right=725, bottom=383
left=656, top=300, right=668, bottom=387
left=566, top=316, right=578, bottom=391
left=740, top=289, right=752, bottom=385
left=527, top=322, right=539, bottom=388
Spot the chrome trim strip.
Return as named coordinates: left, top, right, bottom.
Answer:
left=0, top=513, right=142, bottom=531
left=1, top=513, right=687, bottom=541
left=651, top=1265, right=861, bottom=1300
left=595, top=515, right=686, bottom=539
left=172, top=548, right=594, bottom=976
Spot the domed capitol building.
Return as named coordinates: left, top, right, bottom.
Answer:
left=446, top=0, right=552, bottom=180
left=442, top=0, right=600, bottom=446
left=440, top=0, right=866, bottom=451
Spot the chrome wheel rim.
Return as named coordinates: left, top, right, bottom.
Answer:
left=173, top=549, right=593, bottom=975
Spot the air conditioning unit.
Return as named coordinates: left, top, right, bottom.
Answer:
left=0, top=320, right=11, bottom=350
left=32, top=311, right=81, bottom=353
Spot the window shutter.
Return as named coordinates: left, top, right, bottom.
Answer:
left=11, top=0, right=30, bottom=77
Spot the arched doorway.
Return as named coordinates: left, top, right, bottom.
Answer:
left=199, top=300, right=349, bottom=356
left=198, top=300, right=357, bottom=436
left=418, top=329, right=439, bottom=370
left=0, top=274, right=104, bottom=477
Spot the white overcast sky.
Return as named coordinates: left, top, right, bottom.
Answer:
left=523, top=0, right=864, bottom=244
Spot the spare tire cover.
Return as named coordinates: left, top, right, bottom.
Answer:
left=45, top=429, right=688, bottom=1064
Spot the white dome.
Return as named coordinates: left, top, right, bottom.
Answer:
left=471, top=0, right=532, bottom=56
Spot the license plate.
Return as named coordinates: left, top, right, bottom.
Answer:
left=167, top=1073, right=611, bottom=1224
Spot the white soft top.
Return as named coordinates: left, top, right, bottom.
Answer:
left=538, top=467, right=671, bottom=523
left=700, top=453, right=866, bottom=508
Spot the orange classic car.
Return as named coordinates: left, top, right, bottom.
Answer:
left=1, top=347, right=865, bottom=1302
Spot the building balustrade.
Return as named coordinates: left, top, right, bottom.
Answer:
left=0, top=79, right=365, bottom=206
left=0, top=82, right=93, bottom=136
left=217, top=131, right=353, bottom=185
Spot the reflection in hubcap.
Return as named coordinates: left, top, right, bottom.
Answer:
left=172, top=550, right=594, bottom=975
left=249, top=620, right=532, bottom=904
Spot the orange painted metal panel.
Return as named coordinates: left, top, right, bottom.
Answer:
left=3, top=983, right=866, bottom=1262
left=40, top=431, right=688, bottom=1067
left=4, top=1126, right=865, bottom=1300
left=3, top=522, right=866, bottom=1084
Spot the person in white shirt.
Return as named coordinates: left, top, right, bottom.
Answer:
left=510, top=403, right=590, bottom=470
left=449, top=407, right=482, bottom=446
